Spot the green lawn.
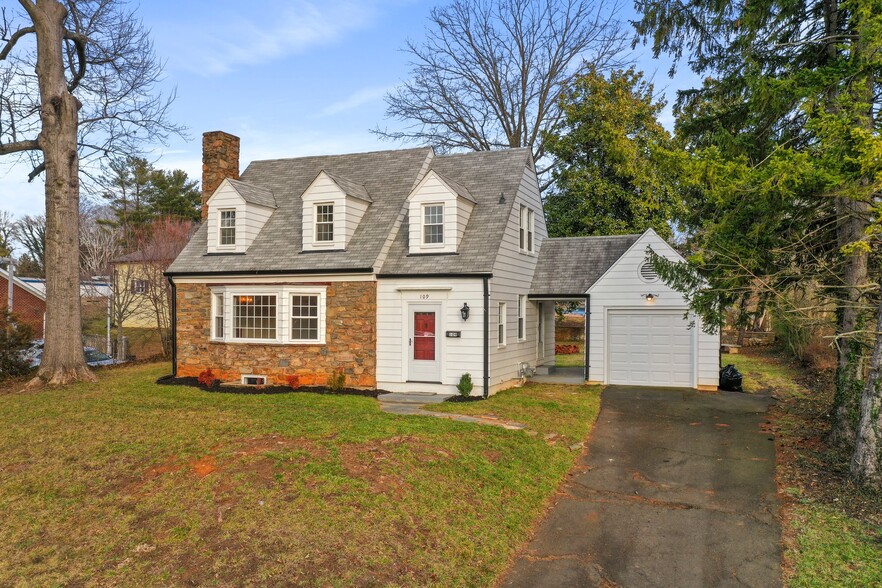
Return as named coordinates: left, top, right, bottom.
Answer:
left=730, top=353, right=882, bottom=588
left=0, top=364, right=601, bottom=587
left=555, top=341, right=584, bottom=368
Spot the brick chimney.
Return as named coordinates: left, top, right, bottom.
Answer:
left=201, top=131, right=240, bottom=221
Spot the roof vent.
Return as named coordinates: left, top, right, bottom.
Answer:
left=639, top=261, right=659, bottom=283
left=498, top=192, right=506, bottom=204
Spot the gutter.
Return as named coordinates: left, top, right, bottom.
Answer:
left=483, top=276, right=490, bottom=399
left=169, top=276, right=177, bottom=377
left=164, top=267, right=375, bottom=278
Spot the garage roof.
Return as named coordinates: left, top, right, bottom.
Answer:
left=530, top=234, right=640, bottom=296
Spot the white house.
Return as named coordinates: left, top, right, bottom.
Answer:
left=166, top=131, right=719, bottom=396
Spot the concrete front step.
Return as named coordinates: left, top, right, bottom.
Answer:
left=377, top=392, right=455, bottom=404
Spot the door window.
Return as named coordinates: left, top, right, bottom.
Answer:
left=413, top=312, right=436, bottom=360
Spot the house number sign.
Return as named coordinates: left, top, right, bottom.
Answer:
left=445, top=331, right=461, bottom=338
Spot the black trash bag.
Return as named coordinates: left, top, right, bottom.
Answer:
left=720, top=364, right=743, bottom=392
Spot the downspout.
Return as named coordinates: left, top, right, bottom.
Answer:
left=584, top=294, right=590, bottom=382
left=483, top=276, right=490, bottom=399
left=169, top=277, right=177, bottom=377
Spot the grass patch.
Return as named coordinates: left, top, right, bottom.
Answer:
left=432, top=382, right=601, bottom=444
left=0, top=364, right=600, bottom=586
left=729, top=350, right=882, bottom=588
left=555, top=340, right=584, bottom=368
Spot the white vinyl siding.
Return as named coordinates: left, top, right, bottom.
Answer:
left=205, top=180, right=274, bottom=254
left=301, top=171, right=369, bottom=250
left=488, top=164, right=547, bottom=389
left=587, top=229, right=721, bottom=388
left=211, top=285, right=327, bottom=345
left=376, top=278, right=485, bottom=396
left=407, top=171, right=474, bottom=254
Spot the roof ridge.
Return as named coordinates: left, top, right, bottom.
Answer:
left=248, top=146, right=432, bottom=165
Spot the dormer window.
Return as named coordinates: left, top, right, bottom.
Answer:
left=315, top=204, right=334, bottom=243
left=423, top=204, right=444, bottom=245
left=219, top=209, right=236, bottom=246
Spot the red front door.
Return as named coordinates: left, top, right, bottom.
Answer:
left=409, top=304, right=441, bottom=382
left=413, top=312, right=436, bottom=360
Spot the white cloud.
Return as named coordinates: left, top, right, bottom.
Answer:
left=161, top=1, right=379, bottom=76
left=319, top=85, right=394, bottom=117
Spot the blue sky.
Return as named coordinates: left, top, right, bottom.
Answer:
left=0, top=0, right=698, bottom=218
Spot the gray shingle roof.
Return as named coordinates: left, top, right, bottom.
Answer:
left=167, top=147, right=532, bottom=276
left=322, top=171, right=372, bottom=203
left=432, top=170, right=476, bottom=203
left=227, top=178, right=277, bottom=209
left=530, top=234, right=641, bottom=295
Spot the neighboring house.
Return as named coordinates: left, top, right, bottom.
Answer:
left=0, top=268, right=47, bottom=337
left=167, top=131, right=719, bottom=395
left=112, top=252, right=167, bottom=329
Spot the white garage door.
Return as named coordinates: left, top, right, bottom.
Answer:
left=607, top=310, right=694, bottom=387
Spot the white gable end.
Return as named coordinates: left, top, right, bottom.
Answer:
left=301, top=171, right=370, bottom=251
left=406, top=170, right=474, bottom=255
left=205, top=179, right=274, bottom=254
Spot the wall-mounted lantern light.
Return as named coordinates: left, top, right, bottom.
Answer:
left=644, top=293, right=657, bottom=302
left=460, top=302, right=470, bottom=321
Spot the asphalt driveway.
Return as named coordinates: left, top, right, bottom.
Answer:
left=501, top=386, right=781, bottom=588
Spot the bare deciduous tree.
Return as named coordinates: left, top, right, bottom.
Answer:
left=0, top=0, right=182, bottom=385
left=375, top=0, right=628, bottom=184
left=12, top=214, right=45, bottom=276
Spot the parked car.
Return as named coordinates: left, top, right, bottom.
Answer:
left=22, top=341, right=124, bottom=368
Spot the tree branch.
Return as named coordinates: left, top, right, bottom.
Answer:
left=0, top=139, right=40, bottom=155
left=0, top=25, right=35, bottom=60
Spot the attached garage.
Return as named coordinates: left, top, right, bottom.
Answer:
left=607, top=310, right=694, bottom=387
left=531, top=229, right=720, bottom=390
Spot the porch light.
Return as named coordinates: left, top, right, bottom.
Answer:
left=644, top=293, right=657, bottom=302
left=460, top=303, right=470, bottom=321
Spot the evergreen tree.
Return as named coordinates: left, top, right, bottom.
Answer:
left=543, top=67, right=683, bottom=238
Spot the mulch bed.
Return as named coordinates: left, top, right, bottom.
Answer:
left=444, top=395, right=484, bottom=403
left=156, top=375, right=382, bottom=398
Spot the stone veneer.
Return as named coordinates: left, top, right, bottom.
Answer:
left=175, top=281, right=377, bottom=387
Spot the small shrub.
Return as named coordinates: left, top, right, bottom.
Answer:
left=197, top=368, right=216, bottom=387
left=327, top=369, right=346, bottom=392
left=0, top=312, right=35, bottom=379
left=456, top=373, right=474, bottom=397
left=286, top=374, right=301, bottom=390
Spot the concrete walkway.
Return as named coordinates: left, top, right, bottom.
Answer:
left=377, top=392, right=526, bottom=430
left=501, top=386, right=781, bottom=588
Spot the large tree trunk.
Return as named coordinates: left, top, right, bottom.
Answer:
left=27, top=0, right=93, bottom=386
left=850, top=298, right=882, bottom=488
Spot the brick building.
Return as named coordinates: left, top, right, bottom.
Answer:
left=0, top=268, right=46, bottom=337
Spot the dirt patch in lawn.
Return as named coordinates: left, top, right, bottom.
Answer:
left=340, top=435, right=452, bottom=497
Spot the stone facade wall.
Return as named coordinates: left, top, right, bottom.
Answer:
left=175, top=281, right=377, bottom=387
left=201, top=131, right=240, bottom=221
left=0, top=276, right=45, bottom=337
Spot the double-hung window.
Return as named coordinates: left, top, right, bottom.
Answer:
left=423, top=204, right=444, bottom=245
left=315, top=204, right=334, bottom=243
left=518, top=295, right=526, bottom=341
left=131, top=279, right=148, bottom=294
left=519, top=205, right=534, bottom=252
left=233, top=294, right=277, bottom=340
left=498, top=302, right=507, bottom=346
left=213, top=293, right=224, bottom=339
left=219, top=209, right=236, bottom=246
left=291, top=294, right=320, bottom=342
left=212, top=286, right=327, bottom=345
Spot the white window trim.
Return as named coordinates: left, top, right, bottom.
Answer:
left=421, top=202, right=445, bottom=248
left=314, top=202, right=335, bottom=246
left=517, top=295, right=526, bottom=341
left=498, top=302, right=507, bottom=347
left=218, top=208, right=237, bottom=248
left=519, top=205, right=526, bottom=250
left=212, top=293, right=224, bottom=340
left=210, top=285, right=328, bottom=345
left=527, top=209, right=535, bottom=253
